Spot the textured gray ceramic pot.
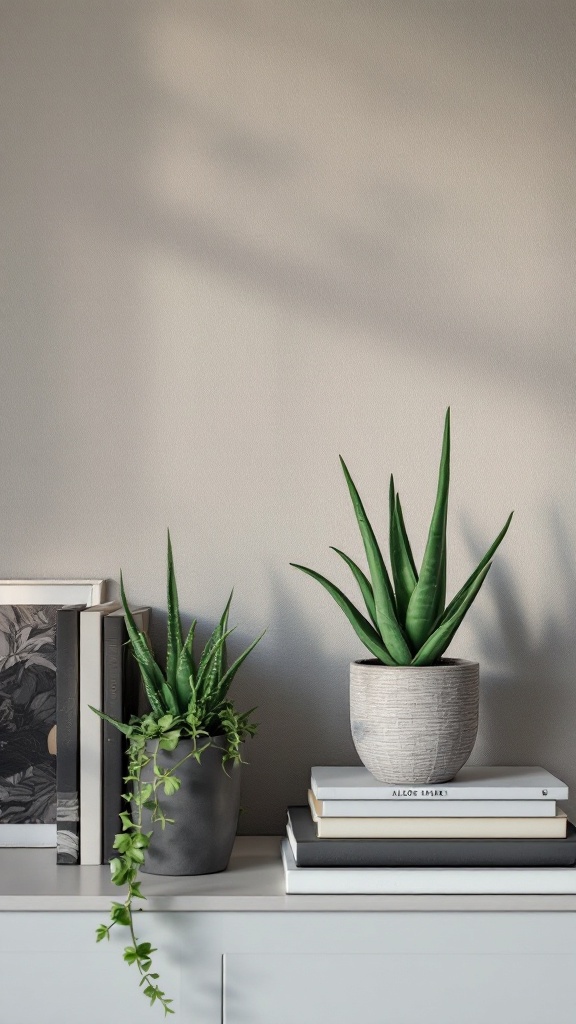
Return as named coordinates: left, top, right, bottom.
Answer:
left=350, top=658, right=479, bottom=785
left=139, top=735, right=241, bottom=876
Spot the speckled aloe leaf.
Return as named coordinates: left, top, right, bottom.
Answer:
left=120, top=573, right=167, bottom=716
left=165, top=530, right=183, bottom=694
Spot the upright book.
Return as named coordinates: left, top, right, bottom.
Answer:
left=56, top=605, right=85, bottom=864
left=281, top=839, right=576, bottom=894
left=102, top=607, right=149, bottom=863
left=79, top=600, right=120, bottom=865
left=311, top=766, right=569, bottom=801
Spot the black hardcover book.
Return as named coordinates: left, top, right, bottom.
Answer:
left=56, top=605, right=86, bottom=864
left=102, top=609, right=149, bottom=863
left=287, top=806, right=576, bottom=868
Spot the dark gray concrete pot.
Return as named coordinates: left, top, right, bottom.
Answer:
left=139, top=735, right=241, bottom=876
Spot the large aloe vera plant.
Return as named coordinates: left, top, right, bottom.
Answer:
left=291, top=409, right=512, bottom=666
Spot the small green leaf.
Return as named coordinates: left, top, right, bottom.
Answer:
left=158, top=729, right=181, bottom=751
left=163, top=775, right=181, bottom=796
left=110, top=902, right=131, bottom=927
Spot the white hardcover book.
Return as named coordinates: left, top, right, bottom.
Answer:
left=281, top=839, right=576, bottom=895
left=311, top=766, right=569, bottom=801
left=79, top=601, right=120, bottom=865
left=309, top=790, right=556, bottom=818
left=309, top=797, right=568, bottom=839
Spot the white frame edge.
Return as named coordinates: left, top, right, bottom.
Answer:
left=0, top=580, right=105, bottom=606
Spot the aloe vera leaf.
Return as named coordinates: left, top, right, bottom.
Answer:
left=120, top=573, right=166, bottom=715
left=329, top=547, right=378, bottom=628
left=395, top=493, right=418, bottom=579
left=175, top=620, right=197, bottom=714
left=291, top=563, right=399, bottom=664
left=438, top=512, right=514, bottom=627
left=166, top=530, right=183, bottom=691
left=89, top=706, right=132, bottom=736
left=178, top=618, right=197, bottom=682
left=195, top=627, right=236, bottom=702
left=339, top=458, right=411, bottom=664
left=411, top=562, right=491, bottom=666
left=212, top=629, right=266, bottom=703
left=196, top=591, right=233, bottom=683
left=405, top=408, right=451, bottom=649
left=389, top=478, right=418, bottom=627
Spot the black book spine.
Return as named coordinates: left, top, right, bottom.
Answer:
left=56, top=606, right=84, bottom=864
left=102, top=616, right=142, bottom=863
left=287, top=808, right=576, bottom=868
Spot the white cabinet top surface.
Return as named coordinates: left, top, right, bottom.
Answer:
left=2, top=837, right=576, bottom=912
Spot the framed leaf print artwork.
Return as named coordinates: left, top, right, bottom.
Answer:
left=0, top=580, right=104, bottom=847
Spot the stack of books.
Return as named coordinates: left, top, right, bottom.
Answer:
left=282, top=765, right=576, bottom=893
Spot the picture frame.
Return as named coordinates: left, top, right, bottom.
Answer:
left=0, top=579, right=105, bottom=847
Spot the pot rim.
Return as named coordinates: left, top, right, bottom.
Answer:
left=351, top=657, right=478, bottom=669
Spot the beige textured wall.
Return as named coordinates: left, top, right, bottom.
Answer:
left=1, top=1, right=575, bottom=832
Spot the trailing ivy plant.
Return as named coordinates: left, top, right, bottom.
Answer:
left=92, top=533, right=264, bottom=1016
left=291, top=409, right=513, bottom=666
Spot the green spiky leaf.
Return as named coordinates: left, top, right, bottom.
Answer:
left=389, top=476, right=418, bottom=626
left=329, top=547, right=377, bottom=628
left=411, top=561, right=492, bottom=665
left=339, top=457, right=411, bottom=664
left=166, top=530, right=183, bottom=690
left=291, top=563, right=397, bottom=665
left=405, top=408, right=450, bottom=648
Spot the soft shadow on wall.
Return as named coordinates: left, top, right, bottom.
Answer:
left=467, top=508, right=576, bottom=821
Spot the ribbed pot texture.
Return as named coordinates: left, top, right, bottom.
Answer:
left=350, top=658, right=479, bottom=784
left=138, top=735, right=241, bottom=876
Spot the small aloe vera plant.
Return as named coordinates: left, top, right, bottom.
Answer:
left=94, top=532, right=264, bottom=1015
left=291, top=409, right=512, bottom=666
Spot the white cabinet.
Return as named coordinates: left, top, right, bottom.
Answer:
left=1, top=840, right=575, bottom=1024
left=222, top=912, right=576, bottom=1024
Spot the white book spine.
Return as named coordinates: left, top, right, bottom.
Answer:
left=311, top=766, right=569, bottom=801
left=281, top=840, right=576, bottom=895
left=311, top=792, right=557, bottom=818
left=79, top=602, right=120, bottom=865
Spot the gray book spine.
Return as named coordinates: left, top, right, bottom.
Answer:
left=287, top=807, right=576, bottom=868
left=56, top=606, right=85, bottom=864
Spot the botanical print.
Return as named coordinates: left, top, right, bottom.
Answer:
left=0, top=605, right=59, bottom=824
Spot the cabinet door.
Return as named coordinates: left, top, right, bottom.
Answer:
left=0, top=912, right=222, bottom=1024
left=224, top=951, right=571, bottom=1024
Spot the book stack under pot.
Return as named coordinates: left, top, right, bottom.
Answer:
left=282, top=765, right=576, bottom=894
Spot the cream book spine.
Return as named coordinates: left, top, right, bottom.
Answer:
left=308, top=795, right=568, bottom=839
